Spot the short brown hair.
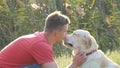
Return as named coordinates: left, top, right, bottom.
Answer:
left=44, top=11, right=70, bottom=33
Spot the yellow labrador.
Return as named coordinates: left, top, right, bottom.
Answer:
left=64, top=29, right=120, bottom=68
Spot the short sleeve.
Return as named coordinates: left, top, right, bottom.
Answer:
left=31, top=42, right=54, bottom=64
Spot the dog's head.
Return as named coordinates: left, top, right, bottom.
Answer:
left=64, top=29, right=98, bottom=55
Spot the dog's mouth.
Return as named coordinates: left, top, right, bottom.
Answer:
left=64, top=42, right=73, bottom=47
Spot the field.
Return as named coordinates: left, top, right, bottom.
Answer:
left=55, top=50, right=120, bottom=68
left=0, top=0, right=120, bottom=68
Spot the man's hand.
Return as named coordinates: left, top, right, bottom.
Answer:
left=67, top=52, right=87, bottom=68
left=73, top=52, right=87, bottom=66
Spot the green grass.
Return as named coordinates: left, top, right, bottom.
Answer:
left=106, top=50, right=120, bottom=65
left=55, top=50, right=120, bottom=68
left=55, top=54, right=72, bottom=68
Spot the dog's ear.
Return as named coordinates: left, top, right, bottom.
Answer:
left=82, top=34, right=92, bottom=49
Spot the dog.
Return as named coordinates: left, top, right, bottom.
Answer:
left=64, top=29, right=120, bottom=68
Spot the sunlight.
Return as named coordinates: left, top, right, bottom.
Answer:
left=31, top=3, right=40, bottom=9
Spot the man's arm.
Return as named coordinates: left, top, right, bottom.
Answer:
left=41, top=52, right=86, bottom=68
left=42, top=61, right=58, bottom=68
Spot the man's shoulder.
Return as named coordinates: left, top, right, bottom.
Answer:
left=18, top=32, right=44, bottom=42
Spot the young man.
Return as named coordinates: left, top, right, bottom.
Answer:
left=0, top=11, right=86, bottom=68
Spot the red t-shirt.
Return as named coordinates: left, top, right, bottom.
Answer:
left=0, top=32, right=54, bottom=68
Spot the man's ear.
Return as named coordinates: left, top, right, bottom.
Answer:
left=53, top=30, right=60, bottom=38
left=52, top=30, right=57, bottom=36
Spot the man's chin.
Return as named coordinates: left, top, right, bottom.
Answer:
left=56, top=40, right=63, bottom=44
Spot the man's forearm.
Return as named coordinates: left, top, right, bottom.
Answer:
left=66, top=63, right=78, bottom=68
left=66, top=52, right=86, bottom=68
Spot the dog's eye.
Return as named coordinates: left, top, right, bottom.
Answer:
left=73, top=33, right=80, bottom=37
left=73, top=33, right=76, bottom=36
left=73, top=33, right=79, bottom=37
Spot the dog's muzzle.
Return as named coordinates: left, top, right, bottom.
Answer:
left=63, top=38, right=74, bottom=47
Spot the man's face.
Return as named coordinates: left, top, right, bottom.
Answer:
left=55, top=24, right=68, bottom=43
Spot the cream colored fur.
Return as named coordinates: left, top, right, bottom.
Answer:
left=64, top=29, right=120, bottom=68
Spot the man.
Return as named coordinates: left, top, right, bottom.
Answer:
left=0, top=11, right=86, bottom=68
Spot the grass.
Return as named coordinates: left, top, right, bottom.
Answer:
left=55, top=54, right=72, bottom=68
left=106, top=50, right=120, bottom=65
left=55, top=50, right=120, bottom=68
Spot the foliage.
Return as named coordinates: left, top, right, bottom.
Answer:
left=0, top=0, right=120, bottom=55
left=66, top=0, right=120, bottom=52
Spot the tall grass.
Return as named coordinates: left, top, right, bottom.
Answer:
left=55, top=50, right=120, bottom=68
left=55, top=54, right=72, bottom=68
left=106, top=50, right=120, bottom=65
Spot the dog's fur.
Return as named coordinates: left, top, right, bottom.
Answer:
left=64, top=29, right=120, bottom=68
